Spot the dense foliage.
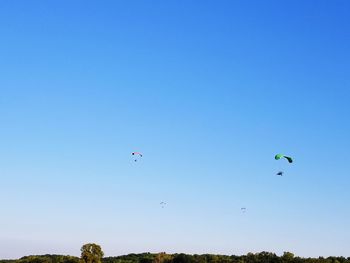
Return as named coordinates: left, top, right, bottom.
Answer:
left=80, top=244, right=104, bottom=263
left=1, top=252, right=350, bottom=263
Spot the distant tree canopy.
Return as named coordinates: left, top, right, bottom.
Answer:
left=80, top=244, right=104, bottom=263
left=0, top=255, right=78, bottom=263
left=1, top=251, right=350, bottom=263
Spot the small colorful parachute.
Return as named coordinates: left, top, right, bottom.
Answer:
left=160, top=202, right=166, bottom=208
left=132, top=152, right=143, bottom=162
left=275, top=154, right=293, bottom=163
left=241, top=207, right=246, bottom=212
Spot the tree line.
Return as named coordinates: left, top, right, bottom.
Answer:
left=1, top=244, right=349, bottom=263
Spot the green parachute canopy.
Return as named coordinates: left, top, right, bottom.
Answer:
left=275, top=154, right=293, bottom=163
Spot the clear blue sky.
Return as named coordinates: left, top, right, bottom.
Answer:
left=1, top=0, right=350, bottom=259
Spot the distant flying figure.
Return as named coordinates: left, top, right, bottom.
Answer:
left=241, top=207, right=246, bottom=213
left=160, top=202, right=166, bottom=208
left=132, top=152, right=143, bottom=162
left=275, top=153, right=293, bottom=176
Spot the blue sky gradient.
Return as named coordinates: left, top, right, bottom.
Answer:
left=1, top=0, right=350, bottom=259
